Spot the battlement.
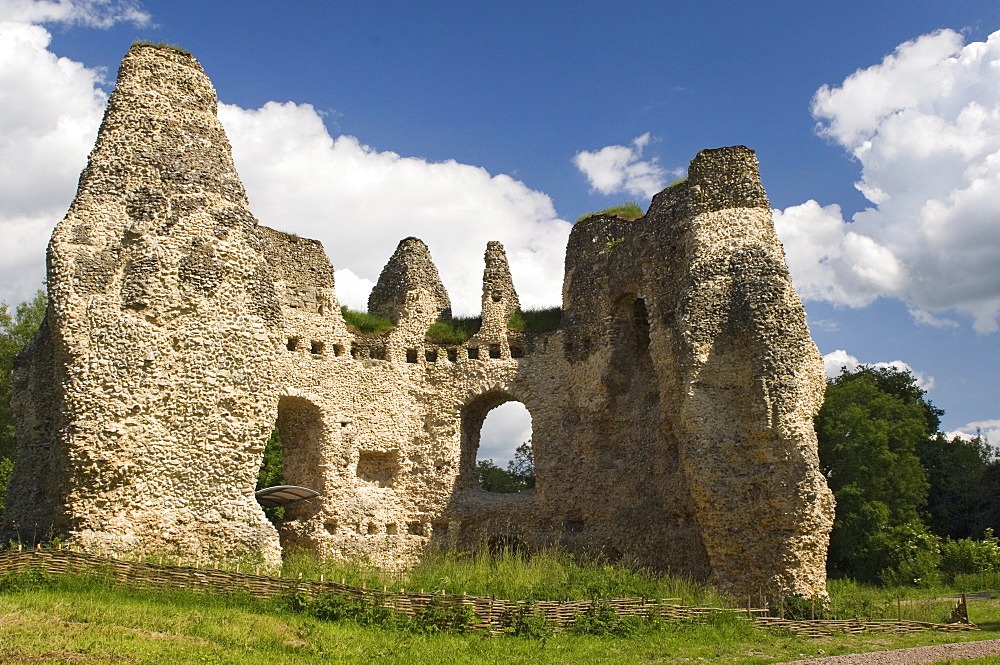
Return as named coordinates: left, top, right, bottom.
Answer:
left=2, top=44, right=834, bottom=599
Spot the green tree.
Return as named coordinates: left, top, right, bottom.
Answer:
left=256, top=428, right=284, bottom=522
left=478, top=441, right=535, bottom=493
left=817, top=367, right=932, bottom=581
left=917, top=432, right=995, bottom=539
left=0, top=291, right=47, bottom=461
left=0, top=290, right=47, bottom=514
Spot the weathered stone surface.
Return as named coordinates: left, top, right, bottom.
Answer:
left=368, top=237, right=452, bottom=324
left=1, top=44, right=282, bottom=567
left=2, top=46, right=834, bottom=598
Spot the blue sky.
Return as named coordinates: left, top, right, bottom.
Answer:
left=1, top=0, right=999, bottom=459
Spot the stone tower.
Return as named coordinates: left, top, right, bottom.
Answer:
left=2, top=44, right=283, bottom=566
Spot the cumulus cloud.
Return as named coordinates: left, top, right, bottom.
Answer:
left=572, top=132, right=670, bottom=199
left=478, top=402, right=533, bottom=465
left=946, top=419, right=1000, bottom=446
left=0, top=0, right=149, bottom=27
left=775, top=28, right=1000, bottom=333
left=822, top=349, right=935, bottom=391
left=0, top=18, right=572, bottom=315
left=0, top=19, right=108, bottom=305
left=219, top=101, right=571, bottom=315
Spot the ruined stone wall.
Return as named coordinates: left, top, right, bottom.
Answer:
left=2, top=44, right=834, bottom=598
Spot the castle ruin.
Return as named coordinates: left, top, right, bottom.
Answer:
left=1, top=44, right=835, bottom=598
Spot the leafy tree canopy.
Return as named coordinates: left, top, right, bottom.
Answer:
left=817, top=367, right=933, bottom=580
left=0, top=290, right=46, bottom=460
left=478, top=441, right=534, bottom=493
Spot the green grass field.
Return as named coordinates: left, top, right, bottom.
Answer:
left=3, top=550, right=1000, bottom=663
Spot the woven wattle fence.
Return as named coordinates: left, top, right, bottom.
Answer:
left=0, top=548, right=977, bottom=637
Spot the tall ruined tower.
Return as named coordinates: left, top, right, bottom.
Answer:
left=2, top=44, right=283, bottom=565
left=558, top=147, right=834, bottom=596
left=3, top=45, right=833, bottom=599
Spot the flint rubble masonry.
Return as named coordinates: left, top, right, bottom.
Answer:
left=2, top=44, right=834, bottom=598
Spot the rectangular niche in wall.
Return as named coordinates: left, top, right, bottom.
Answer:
left=357, top=450, right=399, bottom=487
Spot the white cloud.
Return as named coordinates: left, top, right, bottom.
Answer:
left=822, top=349, right=935, bottom=391
left=478, top=401, right=532, bottom=465
left=775, top=28, right=1000, bottom=333
left=773, top=200, right=905, bottom=307
left=0, top=17, right=572, bottom=316
left=0, top=0, right=150, bottom=27
left=219, top=101, right=571, bottom=316
left=946, top=419, right=1000, bottom=446
left=331, top=268, right=375, bottom=313
left=0, top=20, right=107, bottom=306
left=572, top=132, right=669, bottom=199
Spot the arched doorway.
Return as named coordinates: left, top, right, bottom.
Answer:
left=256, top=395, right=325, bottom=523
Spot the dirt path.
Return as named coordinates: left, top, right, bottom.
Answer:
left=775, top=638, right=1000, bottom=664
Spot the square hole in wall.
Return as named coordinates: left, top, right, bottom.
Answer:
left=407, top=522, right=425, bottom=536
left=324, top=521, right=338, bottom=535
left=447, top=348, right=458, bottom=362
left=357, top=450, right=399, bottom=487
left=367, top=523, right=378, bottom=535
left=287, top=337, right=299, bottom=351
left=370, top=346, right=386, bottom=360
left=489, top=344, right=501, bottom=359
left=425, top=349, right=438, bottom=363
left=333, top=344, right=345, bottom=357
left=406, top=349, right=418, bottom=363
left=310, top=340, right=324, bottom=355
left=467, top=347, right=479, bottom=360
left=510, top=346, right=525, bottom=358
left=350, top=343, right=360, bottom=359
left=386, top=523, right=398, bottom=535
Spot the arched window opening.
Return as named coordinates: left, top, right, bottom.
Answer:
left=473, top=400, right=534, bottom=493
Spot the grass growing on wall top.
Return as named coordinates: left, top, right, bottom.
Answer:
left=425, top=316, right=482, bottom=345
left=576, top=201, right=645, bottom=223
left=132, top=40, right=193, bottom=56
left=509, top=307, right=561, bottom=333
left=424, top=307, right=561, bottom=344
left=340, top=306, right=393, bottom=334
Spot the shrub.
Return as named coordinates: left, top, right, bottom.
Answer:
left=868, top=522, right=943, bottom=587
left=503, top=602, right=555, bottom=639
left=412, top=597, right=477, bottom=634
left=940, top=530, right=1000, bottom=581
left=0, top=566, right=53, bottom=592
left=571, top=600, right=643, bottom=636
left=290, top=590, right=476, bottom=633
left=341, top=306, right=393, bottom=334
left=292, top=591, right=413, bottom=630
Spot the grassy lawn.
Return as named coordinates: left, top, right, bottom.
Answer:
left=3, top=564, right=1000, bottom=664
